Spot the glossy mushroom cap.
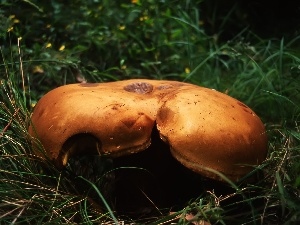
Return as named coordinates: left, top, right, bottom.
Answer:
left=28, top=79, right=268, bottom=181
left=157, top=86, right=268, bottom=181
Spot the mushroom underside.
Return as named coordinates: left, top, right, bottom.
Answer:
left=62, top=124, right=261, bottom=218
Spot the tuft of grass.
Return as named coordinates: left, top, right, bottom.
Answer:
left=0, top=45, right=118, bottom=224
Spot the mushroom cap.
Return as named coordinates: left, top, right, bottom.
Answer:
left=156, top=86, right=268, bottom=181
left=29, top=79, right=267, bottom=181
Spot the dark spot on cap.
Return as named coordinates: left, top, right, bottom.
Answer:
left=124, top=82, right=153, bottom=94
left=237, top=101, right=254, bottom=114
left=237, top=101, right=247, bottom=108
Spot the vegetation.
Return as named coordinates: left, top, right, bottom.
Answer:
left=0, top=0, right=299, bottom=224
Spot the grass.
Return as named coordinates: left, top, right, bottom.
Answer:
left=1, top=0, right=300, bottom=224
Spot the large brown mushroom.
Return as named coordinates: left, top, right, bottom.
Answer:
left=28, top=79, right=267, bottom=182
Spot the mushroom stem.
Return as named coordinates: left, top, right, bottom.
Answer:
left=59, top=133, right=101, bottom=168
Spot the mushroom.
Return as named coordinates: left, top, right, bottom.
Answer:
left=28, top=79, right=268, bottom=182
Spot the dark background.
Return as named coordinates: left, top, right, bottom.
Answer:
left=200, top=0, right=300, bottom=40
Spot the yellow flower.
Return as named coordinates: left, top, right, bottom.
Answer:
left=59, top=45, right=65, bottom=51
left=31, top=102, right=37, bottom=108
left=139, top=16, right=149, bottom=21
left=185, top=67, right=190, bottom=74
left=8, top=15, right=20, bottom=24
left=7, top=27, right=13, bottom=32
left=46, top=43, right=52, bottom=48
left=32, top=65, right=44, bottom=74
left=119, top=25, right=126, bottom=30
left=131, top=0, right=139, bottom=4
